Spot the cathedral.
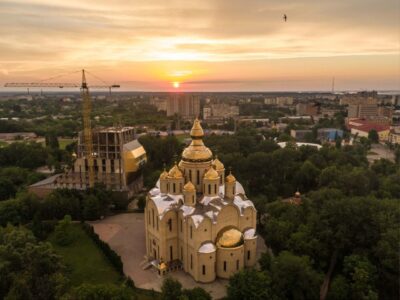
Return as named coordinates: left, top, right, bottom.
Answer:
left=144, top=119, right=257, bottom=283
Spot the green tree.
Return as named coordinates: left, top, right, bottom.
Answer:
left=161, top=277, right=182, bottom=300
left=181, top=287, right=211, bottom=300
left=227, top=268, right=272, bottom=300
left=0, top=226, right=68, bottom=299
left=368, top=130, right=379, bottom=144
left=53, top=215, right=75, bottom=246
left=65, top=284, right=134, bottom=300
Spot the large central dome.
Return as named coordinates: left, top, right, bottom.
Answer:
left=182, top=119, right=213, bottom=162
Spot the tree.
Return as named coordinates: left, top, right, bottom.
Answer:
left=368, top=130, right=379, bottom=144
left=161, top=277, right=182, bottom=300
left=0, top=226, right=68, bottom=299
left=181, top=287, right=211, bottom=300
left=82, top=195, right=101, bottom=220
left=227, top=268, right=272, bottom=300
left=65, top=284, right=134, bottom=300
left=53, top=215, right=75, bottom=246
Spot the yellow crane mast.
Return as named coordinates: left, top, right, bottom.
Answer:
left=5, top=69, right=120, bottom=188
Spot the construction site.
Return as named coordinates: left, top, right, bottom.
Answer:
left=5, top=70, right=147, bottom=199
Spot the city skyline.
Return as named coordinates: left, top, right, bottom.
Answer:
left=1, top=0, right=399, bottom=91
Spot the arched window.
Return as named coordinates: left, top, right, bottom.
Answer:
left=168, top=219, right=172, bottom=231
left=214, top=184, right=217, bottom=194
left=189, top=170, right=192, bottom=181
left=190, top=254, right=193, bottom=269
left=173, top=183, right=176, bottom=193
left=170, top=246, right=173, bottom=261
left=236, top=259, right=239, bottom=270
left=197, top=170, right=200, bottom=184
left=202, top=265, right=206, bottom=275
left=208, top=184, right=211, bottom=194
left=223, top=261, right=227, bottom=272
left=190, top=226, right=192, bottom=239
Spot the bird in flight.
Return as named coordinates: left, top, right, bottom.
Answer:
left=283, top=14, right=287, bottom=22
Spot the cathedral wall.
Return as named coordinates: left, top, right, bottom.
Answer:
left=216, top=245, right=244, bottom=279
left=196, top=251, right=216, bottom=283
left=214, top=205, right=240, bottom=241
left=244, top=237, right=258, bottom=267
left=239, top=207, right=255, bottom=231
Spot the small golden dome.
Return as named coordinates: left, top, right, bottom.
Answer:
left=225, top=171, right=236, bottom=183
left=183, top=181, right=196, bottom=192
left=204, top=167, right=219, bottom=180
left=168, top=163, right=183, bottom=179
left=182, top=119, right=213, bottom=162
left=295, top=191, right=301, bottom=198
left=190, top=118, right=204, bottom=139
left=217, top=228, right=243, bottom=248
left=159, top=262, right=167, bottom=270
left=212, top=156, right=224, bottom=171
left=160, top=169, right=168, bottom=180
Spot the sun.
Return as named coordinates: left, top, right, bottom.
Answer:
left=173, top=81, right=180, bottom=89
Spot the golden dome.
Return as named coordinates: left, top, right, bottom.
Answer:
left=190, top=118, right=204, bottom=139
left=183, top=181, right=196, bottom=192
left=160, top=169, right=168, bottom=180
left=204, top=167, right=219, bottom=180
left=212, top=156, right=224, bottom=171
left=295, top=191, right=301, bottom=198
left=168, top=163, right=183, bottom=179
left=225, top=172, right=236, bottom=183
left=217, top=228, right=243, bottom=248
left=182, top=119, right=213, bottom=162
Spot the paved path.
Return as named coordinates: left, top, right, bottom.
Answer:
left=90, top=213, right=267, bottom=300
left=367, top=143, right=395, bottom=163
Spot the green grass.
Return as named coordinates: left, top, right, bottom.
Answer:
left=59, top=138, right=75, bottom=150
left=0, top=141, right=8, bottom=147
left=48, top=224, right=121, bottom=286
left=48, top=224, right=159, bottom=299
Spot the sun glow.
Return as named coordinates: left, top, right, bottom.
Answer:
left=173, top=81, right=180, bottom=88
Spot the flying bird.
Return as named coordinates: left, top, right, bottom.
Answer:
left=283, top=14, right=287, bottom=22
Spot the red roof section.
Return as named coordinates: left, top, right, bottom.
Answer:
left=348, top=121, right=390, bottom=133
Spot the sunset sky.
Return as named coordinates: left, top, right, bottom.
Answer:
left=0, top=0, right=399, bottom=91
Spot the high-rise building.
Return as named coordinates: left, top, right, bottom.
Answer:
left=166, top=93, right=200, bottom=118
left=296, top=103, right=319, bottom=116
left=145, top=119, right=257, bottom=282
left=29, top=127, right=147, bottom=199
left=348, top=104, right=378, bottom=118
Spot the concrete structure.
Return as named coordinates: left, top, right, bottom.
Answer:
left=317, top=128, right=344, bottom=142
left=339, top=92, right=378, bottom=105
left=296, top=103, right=319, bottom=116
left=290, top=129, right=312, bottom=141
left=167, top=93, right=200, bottom=118
left=348, top=104, right=379, bottom=118
left=347, top=120, right=390, bottom=142
left=145, top=119, right=257, bottom=283
left=389, top=129, right=400, bottom=145
left=264, top=97, right=293, bottom=106
left=149, top=97, right=167, bottom=111
left=203, top=103, right=239, bottom=120
left=29, top=127, right=147, bottom=198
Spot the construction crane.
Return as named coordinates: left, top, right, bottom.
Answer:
left=5, top=69, right=120, bottom=188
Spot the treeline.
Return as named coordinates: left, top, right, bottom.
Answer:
left=0, top=185, right=126, bottom=226
left=0, top=140, right=75, bottom=201
left=226, top=191, right=399, bottom=300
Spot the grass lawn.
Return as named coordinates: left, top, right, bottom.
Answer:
left=59, top=138, right=75, bottom=150
left=48, top=224, right=159, bottom=299
left=48, top=224, right=121, bottom=286
left=0, top=140, right=8, bottom=148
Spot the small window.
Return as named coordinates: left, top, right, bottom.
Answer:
left=189, top=170, right=192, bottom=181
left=168, top=219, right=172, bottom=231
left=180, top=219, right=183, bottom=232
left=202, top=265, right=206, bottom=275
left=156, top=218, right=159, bottom=231
left=152, top=209, right=155, bottom=228
left=247, top=250, right=250, bottom=260
left=197, top=170, right=200, bottom=184
left=191, top=254, right=193, bottom=269
left=208, top=185, right=211, bottom=194
left=214, top=184, right=217, bottom=194
left=190, top=226, right=192, bottom=239
left=170, top=246, right=173, bottom=261
left=223, top=261, right=227, bottom=272
left=173, top=183, right=176, bottom=193
left=236, top=260, right=239, bottom=270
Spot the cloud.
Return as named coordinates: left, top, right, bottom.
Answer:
left=0, top=0, right=399, bottom=90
